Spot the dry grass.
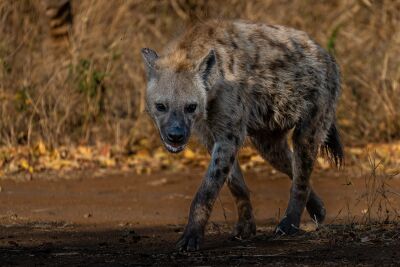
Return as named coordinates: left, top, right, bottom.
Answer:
left=321, top=151, right=400, bottom=228
left=356, top=153, right=400, bottom=223
left=0, top=0, right=399, bottom=148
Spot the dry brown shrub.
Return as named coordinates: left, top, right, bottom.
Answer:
left=0, top=0, right=399, bottom=148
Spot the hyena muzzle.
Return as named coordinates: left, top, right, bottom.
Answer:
left=141, top=20, right=344, bottom=251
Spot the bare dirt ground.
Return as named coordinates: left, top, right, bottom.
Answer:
left=0, top=168, right=399, bottom=266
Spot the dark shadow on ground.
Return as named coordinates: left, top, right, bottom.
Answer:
left=0, top=222, right=399, bottom=266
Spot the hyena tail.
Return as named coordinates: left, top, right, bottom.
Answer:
left=321, top=122, right=344, bottom=168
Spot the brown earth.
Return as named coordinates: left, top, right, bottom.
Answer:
left=0, top=168, right=399, bottom=266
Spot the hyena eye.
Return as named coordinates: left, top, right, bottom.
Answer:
left=185, top=103, right=197, bottom=113
left=155, top=103, right=167, bottom=112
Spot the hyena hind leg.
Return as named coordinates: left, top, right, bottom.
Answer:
left=275, top=123, right=323, bottom=235
left=226, top=161, right=256, bottom=239
left=250, top=129, right=326, bottom=224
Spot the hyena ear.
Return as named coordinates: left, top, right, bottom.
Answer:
left=197, top=49, right=218, bottom=89
left=141, top=48, right=159, bottom=79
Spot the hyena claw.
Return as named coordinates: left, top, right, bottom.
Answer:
left=275, top=215, right=301, bottom=236
left=176, top=227, right=203, bottom=251
left=232, top=218, right=256, bottom=240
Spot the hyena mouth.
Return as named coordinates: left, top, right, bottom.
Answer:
left=164, top=142, right=186, bottom=153
left=160, top=135, right=187, bottom=153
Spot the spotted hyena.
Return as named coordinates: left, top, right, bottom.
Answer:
left=141, top=20, right=344, bottom=251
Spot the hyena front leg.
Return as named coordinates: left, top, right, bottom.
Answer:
left=201, top=135, right=255, bottom=240
left=177, top=140, right=239, bottom=251
left=275, top=125, right=320, bottom=235
left=227, top=161, right=256, bottom=239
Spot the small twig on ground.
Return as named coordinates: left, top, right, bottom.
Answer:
left=218, top=196, right=228, bottom=224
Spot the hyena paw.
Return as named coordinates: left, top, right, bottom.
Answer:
left=232, top=219, right=256, bottom=240
left=275, top=215, right=300, bottom=236
left=306, top=197, right=326, bottom=224
left=176, top=227, right=203, bottom=251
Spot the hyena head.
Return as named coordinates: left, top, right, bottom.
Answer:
left=141, top=48, right=218, bottom=153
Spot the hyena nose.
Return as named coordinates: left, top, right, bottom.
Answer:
left=167, top=128, right=185, bottom=143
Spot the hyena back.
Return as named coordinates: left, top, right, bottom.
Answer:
left=141, top=20, right=344, bottom=251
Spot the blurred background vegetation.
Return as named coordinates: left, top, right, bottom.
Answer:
left=0, top=0, right=399, bottom=150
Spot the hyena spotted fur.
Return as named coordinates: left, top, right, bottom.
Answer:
left=141, top=20, right=344, bottom=251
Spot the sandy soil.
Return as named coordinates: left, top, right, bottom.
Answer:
left=0, top=168, right=399, bottom=266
